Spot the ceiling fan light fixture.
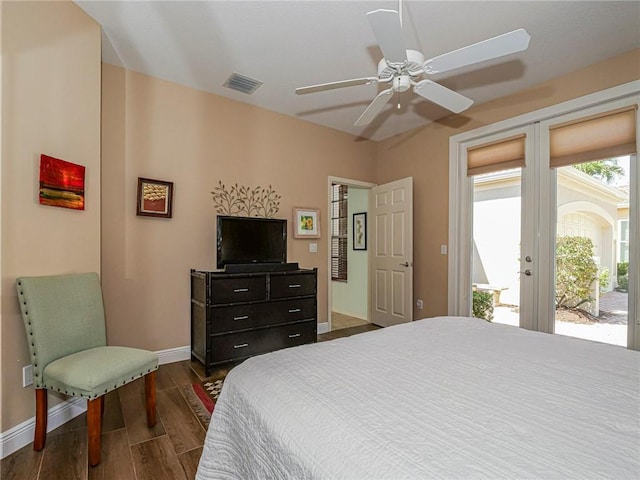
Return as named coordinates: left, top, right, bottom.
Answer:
left=393, top=75, right=411, bottom=93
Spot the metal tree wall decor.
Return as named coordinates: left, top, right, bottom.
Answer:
left=211, top=181, right=281, bottom=218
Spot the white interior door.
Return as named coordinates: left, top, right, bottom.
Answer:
left=371, top=177, right=413, bottom=327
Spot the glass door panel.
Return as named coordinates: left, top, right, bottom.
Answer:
left=553, top=156, right=631, bottom=346
left=472, top=169, right=522, bottom=326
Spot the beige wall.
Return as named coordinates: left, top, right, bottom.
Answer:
left=0, top=1, right=101, bottom=431
left=101, top=65, right=377, bottom=351
left=0, top=0, right=637, bottom=445
left=377, top=49, right=640, bottom=320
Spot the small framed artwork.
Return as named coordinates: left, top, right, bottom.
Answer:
left=353, top=212, right=367, bottom=250
left=293, top=207, right=320, bottom=238
left=136, top=177, right=174, bottom=218
left=39, top=154, right=85, bottom=210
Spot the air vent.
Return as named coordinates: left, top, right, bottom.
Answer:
left=223, top=73, right=263, bottom=95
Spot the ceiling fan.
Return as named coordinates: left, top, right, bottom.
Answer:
left=295, top=7, right=530, bottom=126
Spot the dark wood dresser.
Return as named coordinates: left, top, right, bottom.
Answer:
left=190, top=267, right=317, bottom=375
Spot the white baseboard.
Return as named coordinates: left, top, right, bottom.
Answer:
left=0, top=396, right=86, bottom=460
left=156, top=345, right=191, bottom=365
left=317, top=322, right=329, bottom=334
left=0, top=345, right=191, bottom=460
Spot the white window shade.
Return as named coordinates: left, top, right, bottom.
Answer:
left=467, top=134, right=526, bottom=176
left=549, top=107, right=637, bottom=168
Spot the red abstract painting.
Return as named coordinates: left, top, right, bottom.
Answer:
left=39, top=154, right=85, bottom=210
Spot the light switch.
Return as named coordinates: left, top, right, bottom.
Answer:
left=309, top=243, right=318, bottom=253
left=440, top=244, right=447, bottom=255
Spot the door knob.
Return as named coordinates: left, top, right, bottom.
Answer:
left=399, top=262, right=410, bottom=267
left=519, top=269, right=532, bottom=276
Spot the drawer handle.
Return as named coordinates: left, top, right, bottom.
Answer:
left=288, top=308, right=301, bottom=313
left=289, top=284, right=301, bottom=288
left=233, top=315, right=249, bottom=321
left=288, top=333, right=301, bottom=338
left=233, top=288, right=249, bottom=293
left=233, top=343, right=249, bottom=349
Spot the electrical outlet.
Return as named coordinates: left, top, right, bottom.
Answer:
left=416, top=299, right=424, bottom=309
left=22, top=365, right=34, bottom=387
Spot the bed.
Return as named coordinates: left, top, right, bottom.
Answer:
left=196, top=316, right=640, bottom=479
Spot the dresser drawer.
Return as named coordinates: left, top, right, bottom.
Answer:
left=270, top=273, right=316, bottom=299
left=211, top=297, right=316, bottom=334
left=271, top=297, right=316, bottom=323
left=209, top=320, right=317, bottom=363
left=274, top=320, right=317, bottom=350
left=210, top=276, right=266, bottom=304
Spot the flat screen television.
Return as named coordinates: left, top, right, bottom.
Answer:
left=216, top=215, right=287, bottom=269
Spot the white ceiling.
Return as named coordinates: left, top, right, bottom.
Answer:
left=75, top=1, right=640, bottom=142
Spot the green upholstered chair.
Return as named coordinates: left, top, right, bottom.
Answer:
left=16, top=272, right=158, bottom=467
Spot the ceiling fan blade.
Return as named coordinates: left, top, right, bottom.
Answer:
left=354, top=88, right=394, bottom=126
left=295, top=77, right=379, bottom=95
left=413, top=80, right=473, bottom=113
left=423, top=28, right=531, bottom=74
left=367, top=9, right=407, bottom=65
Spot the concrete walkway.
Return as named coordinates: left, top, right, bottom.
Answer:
left=597, top=291, right=628, bottom=324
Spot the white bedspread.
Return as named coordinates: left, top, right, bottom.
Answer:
left=196, top=316, right=640, bottom=479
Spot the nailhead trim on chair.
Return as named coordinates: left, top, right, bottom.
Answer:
left=17, top=281, right=43, bottom=386
left=40, top=366, right=158, bottom=399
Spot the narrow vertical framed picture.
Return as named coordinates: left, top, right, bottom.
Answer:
left=293, top=207, right=320, bottom=238
left=136, top=177, right=174, bottom=218
left=353, top=212, right=367, bottom=250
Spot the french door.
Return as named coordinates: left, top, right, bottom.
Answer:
left=465, top=126, right=537, bottom=330
left=539, top=103, right=637, bottom=345
left=449, top=83, right=639, bottom=350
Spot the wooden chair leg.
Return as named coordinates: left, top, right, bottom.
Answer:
left=145, top=371, right=157, bottom=427
left=87, top=397, right=102, bottom=467
left=34, top=389, right=48, bottom=451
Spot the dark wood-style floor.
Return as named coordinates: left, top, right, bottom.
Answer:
left=0, top=325, right=379, bottom=480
